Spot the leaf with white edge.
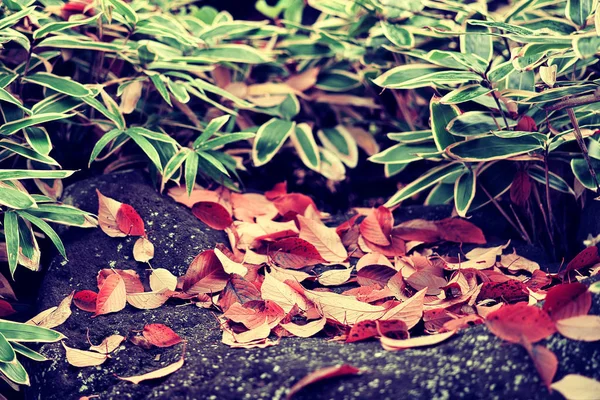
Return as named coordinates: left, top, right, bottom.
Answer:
left=24, top=73, right=91, bottom=97
left=454, top=168, right=476, bottom=218
left=252, top=118, right=295, bottom=167
left=291, top=123, right=320, bottom=171
left=440, top=85, right=492, bottom=104
left=62, top=342, right=108, bottom=367
left=0, top=113, right=73, bottom=136
left=566, top=0, right=594, bottom=27
left=430, top=96, right=461, bottom=152
left=445, top=136, right=543, bottom=162
left=317, top=126, right=358, bottom=168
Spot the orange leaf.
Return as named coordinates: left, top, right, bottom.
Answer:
left=118, top=346, right=185, bottom=384
left=297, top=215, right=347, bottom=262
left=73, top=290, right=97, bottom=312
left=286, top=365, right=361, bottom=399
left=95, top=273, right=126, bottom=316
left=485, top=303, right=556, bottom=343
left=281, top=317, right=326, bottom=338
left=265, top=182, right=287, bottom=200
left=521, top=340, right=557, bottom=390
left=97, top=269, right=144, bottom=294
left=268, top=237, right=325, bottom=270
left=143, top=324, right=182, bottom=348
left=273, top=193, right=317, bottom=219
left=96, top=190, right=126, bottom=237
left=542, top=283, right=591, bottom=321
left=359, top=206, right=392, bottom=246
left=191, top=201, right=233, bottom=230
left=116, top=204, right=145, bottom=236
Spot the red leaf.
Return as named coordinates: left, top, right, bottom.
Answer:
left=142, top=324, right=182, bottom=348
left=0, top=299, right=15, bottom=318
left=376, top=320, right=408, bottom=339
left=73, top=290, right=97, bottom=312
left=116, top=204, right=145, bottom=236
left=219, top=275, right=262, bottom=312
left=95, top=273, right=126, bottom=316
left=360, top=206, right=392, bottom=246
left=97, top=269, right=144, bottom=294
left=265, top=182, right=287, bottom=200
left=346, top=320, right=378, bottom=343
left=192, top=201, right=233, bottom=230
left=516, top=116, right=538, bottom=132
left=510, top=170, right=531, bottom=207
left=394, top=218, right=486, bottom=244
left=477, top=280, right=529, bottom=304
left=485, top=303, right=556, bottom=343
left=564, top=246, right=600, bottom=275
left=286, top=365, right=361, bottom=399
left=356, top=265, right=397, bottom=288
left=525, top=270, right=552, bottom=292
left=273, top=193, right=317, bottom=218
left=361, top=233, right=406, bottom=257
left=521, top=340, right=557, bottom=390
left=268, top=237, right=325, bottom=269
left=182, top=250, right=229, bottom=294
left=441, top=315, right=484, bottom=332
left=542, top=283, right=591, bottom=321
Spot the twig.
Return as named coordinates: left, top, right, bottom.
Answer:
left=479, top=183, right=532, bottom=243
left=546, top=90, right=600, bottom=112
left=490, top=90, right=510, bottom=130
left=567, top=107, right=600, bottom=193
left=532, top=183, right=555, bottom=249
left=543, top=150, right=555, bottom=237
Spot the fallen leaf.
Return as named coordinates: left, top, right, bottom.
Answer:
left=356, top=253, right=392, bottom=271
left=27, top=292, right=73, bottom=328
left=485, top=303, right=555, bottom=343
left=360, top=206, right=392, bottom=246
left=318, top=268, right=353, bottom=286
left=219, top=275, right=262, bottom=312
left=281, top=317, right=326, bottom=338
left=273, top=193, right=317, bottom=218
left=231, top=193, right=278, bottom=223
left=551, top=374, right=600, bottom=400
left=380, top=330, right=456, bottom=351
left=261, top=273, right=307, bottom=313
left=62, top=342, right=108, bottom=367
left=182, top=250, right=229, bottom=294
left=441, top=315, right=484, bottom=332
left=346, top=320, right=408, bottom=343
left=192, top=201, right=233, bottom=230
left=555, top=315, right=600, bottom=341
left=356, top=265, right=397, bottom=288
left=129, top=335, right=154, bottom=350
left=477, top=280, right=529, bottom=304
left=126, top=290, right=171, bottom=310
left=405, top=269, right=447, bottom=295
left=168, top=187, right=221, bottom=208
left=302, top=288, right=386, bottom=325
left=133, top=237, right=154, bottom=262
left=445, top=244, right=506, bottom=270
left=214, top=247, right=248, bottom=276
left=268, top=237, right=325, bottom=270
left=116, top=204, right=145, bottom=236
left=521, top=339, right=557, bottom=390
left=542, top=283, right=591, bottom=321
left=286, top=365, right=360, bottom=400
left=394, top=218, right=485, bottom=244
left=96, top=190, right=127, bottom=237
left=95, top=274, right=126, bottom=316
left=564, top=246, right=600, bottom=275
left=501, top=250, right=539, bottom=273
left=118, top=346, right=185, bottom=384
left=89, top=334, right=125, bottom=354
left=73, top=290, right=97, bottom=312
left=265, top=182, right=287, bottom=200
left=143, top=324, right=182, bottom=348
left=149, top=268, right=178, bottom=292
left=232, top=321, right=271, bottom=343
left=97, top=269, right=144, bottom=294
left=297, top=215, right=347, bottom=262
left=380, top=288, right=427, bottom=329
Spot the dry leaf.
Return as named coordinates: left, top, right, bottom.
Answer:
left=27, top=292, right=73, bottom=328
left=119, top=80, right=143, bottom=114
left=143, top=324, right=182, bottom=348
left=297, top=215, right=347, bottom=262
left=96, top=190, right=145, bottom=237
left=555, top=315, right=600, bottom=341
left=89, top=334, right=125, bottom=354
left=261, top=273, right=307, bottom=313
left=149, top=268, right=178, bottom=292
left=118, top=346, right=185, bottom=384
left=485, top=303, right=555, bottom=343
left=380, top=330, right=456, bottom=351
left=183, top=250, right=229, bottom=295
left=281, top=317, right=326, bottom=338
left=62, top=342, right=108, bottom=367
left=95, top=273, right=126, bottom=316
left=551, top=374, right=600, bottom=400
left=73, top=290, right=97, bottom=312
left=133, top=237, right=154, bottom=262
left=286, top=364, right=360, bottom=399
left=127, top=290, right=171, bottom=310
left=318, top=268, right=353, bottom=286
left=214, top=247, right=248, bottom=276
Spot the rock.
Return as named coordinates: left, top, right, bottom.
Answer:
left=25, top=171, right=599, bottom=400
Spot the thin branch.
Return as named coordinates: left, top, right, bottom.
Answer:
left=479, top=183, right=532, bottom=244
left=490, top=90, right=510, bottom=130
left=546, top=90, right=600, bottom=112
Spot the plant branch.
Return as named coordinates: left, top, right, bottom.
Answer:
left=546, top=90, right=600, bottom=112
left=490, top=89, right=510, bottom=130
left=479, top=183, right=532, bottom=244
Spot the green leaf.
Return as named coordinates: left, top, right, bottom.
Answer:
left=197, top=151, right=229, bottom=176
left=566, top=0, right=594, bottom=27
left=252, top=118, right=295, bottom=167
left=573, top=35, right=600, bottom=59
left=384, top=162, right=409, bottom=178
left=191, top=79, right=253, bottom=108
left=194, top=115, right=230, bottom=147
left=31, top=94, right=83, bottom=115
left=527, top=165, right=575, bottom=195
left=0, top=7, right=34, bottom=31
left=440, top=85, right=492, bottom=104
left=24, top=204, right=96, bottom=228
left=0, top=140, right=59, bottom=166
left=454, top=168, right=476, bottom=217
left=33, top=14, right=100, bottom=39
left=162, top=148, right=190, bottom=187
left=387, top=131, right=433, bottom=144
left=385, top=163, right=465, bottom=207
left=447, top=111, right=517, bottom=137
left=462, top=17, right=493, bottom=63
left=108, top=0, right=138, bottom=25
left=381, top=21, right=414, bottom=48
left=0, top=359, right=29, bottom=386
left=0, top=87, right=30, bottom=113
left=291, top=123, right=320, bottom=171
left=24, top=128, right=51, bottom=155
left=0, top=169, right=74, bottom=181
left=3, top=212, right=19, bottom=277
left=37, top=35, right=123, bottom=52
left=374, top=66, right=482, bottom=89
left=0, top=182, right=35, bottom=209
left=11, top=342, right=46, bottom=362
left=125, top=128, right=163, bottom=172
left=172, top=45, right=271, bottom=64
left=0, top=113, right=73, bottom=136
left=184, top=151, right=199, bottom=196
left=88, top=129, right=124, bottom=166
left=0, top=319, right=64, bottom=342
left=17, top=211, right=66, bottom=258
left=202, top=132, right=255, bottom=150
left=148, top=74, right=172, bottom=106
left=317, top=126, right=358, bottom=168
left=369, top=143, right=439, bottom=164
left=0, top=332, right=15, bottom=363
left=425, top=182, right=454, bottom=205
left=166, top=78, right=190, bottom=103
left=430, top=96, right=461, bottom=151
left=571, top=157, right=600, bottom=190
left=470, top=161, right=517, bottom=211
left=315, top=70, right=362, bottom=92
left=24, top=73, right=91, bottom=98
left=446, top=136, right=543, bottom=162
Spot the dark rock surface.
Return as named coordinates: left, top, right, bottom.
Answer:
left=25, top=171, right=599, bottom=400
